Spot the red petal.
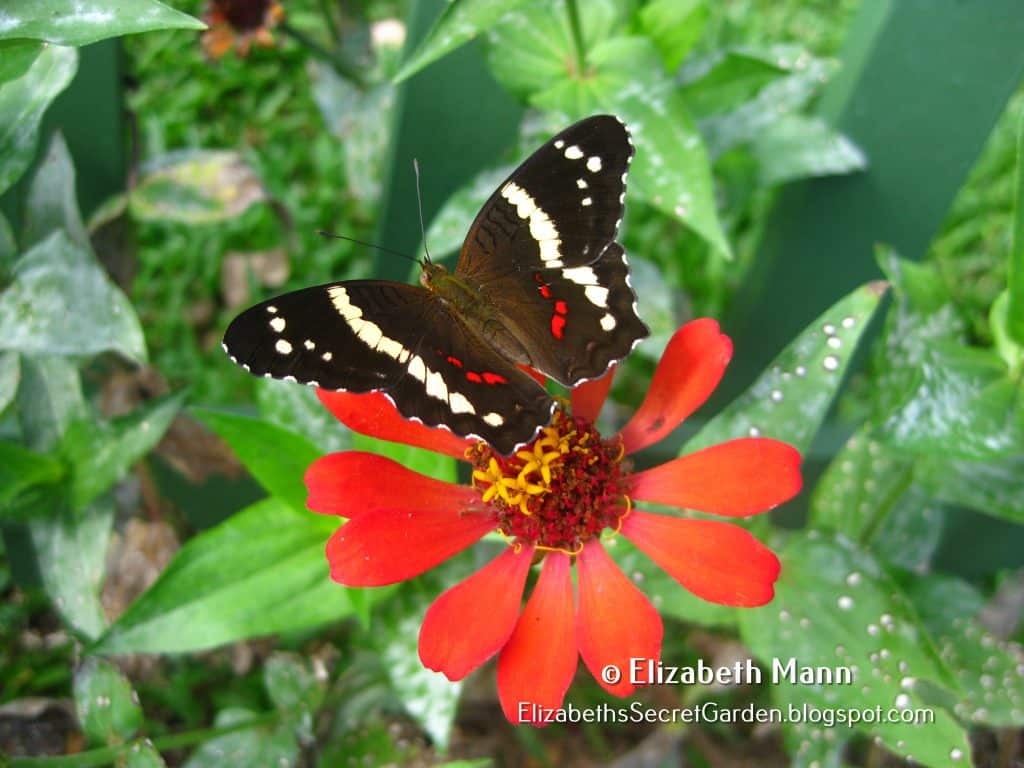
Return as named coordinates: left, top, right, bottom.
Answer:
left=576, top=540, right=662, bottom=697
left=618, top=320, right=732, bottom=455
left=498, top=554, right=578, bottom=724
left=317, top=389, right=472, bottom=460
left=305, top=451, right=478, bottom=519
left=518, top=364, right=547, bottom=387
left=571, top=366, right=615, bottom=422
left=630, top=438, right=802, bottom=517
left=325, top=507, right=494, bottom=587
left=419, top=545, right=534, bottom=681
left=621, top=511, right=780, bottom=606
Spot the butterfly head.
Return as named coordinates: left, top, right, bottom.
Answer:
left=419, top=261, right=449, bottom=290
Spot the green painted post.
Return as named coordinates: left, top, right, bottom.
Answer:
left=721, top=0, right=1024, bottom=399
left=373, top=0, right=522, bottom=280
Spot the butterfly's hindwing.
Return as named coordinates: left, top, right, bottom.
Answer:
left=483, top=241, right=648, bottom=385
left=223, top=280, right=554, bottom=454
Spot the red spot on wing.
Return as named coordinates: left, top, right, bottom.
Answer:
left=554, top=300, right=568, bottom=315
left=482, top=372, right=508, bottom=385
left=551, top=314, right=567, bottom=339
left=466, top=371, right=483, bottom=383
left=539, top=285, right=552, bottom=299
left=446, top=355, right=464, bottom=368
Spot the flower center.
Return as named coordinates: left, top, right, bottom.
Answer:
left=468, top=407, right=629, bottom=554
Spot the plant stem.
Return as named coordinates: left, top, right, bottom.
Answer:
left=280, top=21, right=366, bottom=88
left=318, top=0, right=341, bottom=44
left=9, top=713, right=281, bottom=768
left=565, top=0, right=587, bottom=76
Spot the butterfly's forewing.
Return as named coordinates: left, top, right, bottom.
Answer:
left=455, top=115, right=647, bottom=385
left=223, top=280, right=553, bottom=453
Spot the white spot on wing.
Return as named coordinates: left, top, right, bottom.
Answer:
left=563, top=266, right=598, bottom=285
left=408, top=355, right=426, bottom=382
left=269, top=317, right=285, bottom=333
left=581, top=197, right=592, bottom=207
left=449, top=392, right=475, bottom=415
left=501, top=182, right=564, bottom=265
left=564, top=145, right=583, bottom=160
left=266, top=305, right=278, bottom=314
left=577, top=178, right=588, bottom=189
left=584, top=285, right=609, bottom=307
left=554, top=139, right=565, bottom=149
left=483, top=412, right=504, bottom=427
left=425, top=370, right=448, bottom=401
left=322, top=352, right=333, bottom=361
left=587, top=156, right=602, bottom=172
left=304, top=339, right=315, bottom=350
left=328, top=286, right=362, bottom=321
left=275, top=339, right=293, bottom=355
left=600, top=313, right=616, bottom=331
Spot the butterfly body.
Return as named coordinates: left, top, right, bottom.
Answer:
left=224, top=115, right=648, bottom=454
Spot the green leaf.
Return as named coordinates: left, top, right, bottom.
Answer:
left=368, top=578, right=465, bottom=748
left=810, top=430, right=944, bottom=572
left=0, top=209, right=16, bottom=273
left=697, top=54, right=836, bottom=158
left=94, top=498, right=353, bottom=654
left=61, top=392, right=184, bottom=511
left=124, top=743, right=168, bottom=768
left=677, top=45, right=793, bottom=118
left=739, top=533, right=971, bottom=767
left=309, top=63, right=394, bottom=206
left=0, top=231, right=147, bottom=362
left=0, top=39, right=43, bottom=82
left=184, top=708, right=297, bottom=768
left=638, top=0, right=707, bottom=72
left=0, top=0, right=205, bottom=46
left=193, top=408, right=322, bottom=513
left=485, top=0, right=621, bottom=99
left=16, top=354, right=86, bottom=451
left=29, top=496, right=115, bottom=639
left=689, top=281, right=888, bottom=455
left=256, top=379, right=351, bottom=455
left=264, top=652, right=325, bottom=742
left=915, top=453, right=1024, bottom=524
left=905, top=573, right=1024, bottom=728
left=0, top=439, right=66, bottom=517
left=129, top=151, right=267, bottom=224
left=394, top=0, right=532, bottom=83
left=751, top=114, right=866, bottom=186
left=1007, top=106, right=1024, bottom=347
left=73, top=657, right=143, bottom=746
left=0, top=350, right=19, bottom=413
left=0, top=42, right=77, bottom=196
left=23, top=131, right=89, bottom=250
left=875, top=341, right=1024, bottom=461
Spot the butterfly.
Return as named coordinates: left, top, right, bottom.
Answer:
left=223, top=115, right=648, bottom=455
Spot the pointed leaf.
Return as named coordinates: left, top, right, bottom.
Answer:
left=0, top=439, right=66, bottom=517
left=256, top=378, right=351, bottom=454
left=74, top=656, right=143, bottom=746
left=94, top=499, right=353, bottom=654
left=184, top=708, right=296, bottom=768
left=689, top=281, right=888, bottom=454
left=394, top=0, right=532, bottom=83
left=0, top=231, right=147, bottom=362
left=23, top=130, right=89, bottom=249
left=751, top=114, right=866, bottom=186
left=915, top=454, right=1024, bottom=524
left=906, top=573, right=1024, bottom=728
left=30, top=496, right=115, bottom=639
left=0, top=42, right=77, bottom=196
left=16, top=354, right=87, bottom=451
left=638, top=0, right=707, bottom=71
left=0, top=350, right=18, bottom=413
left=739, top=533, right=971, bottom=767
left=193, top=408, right=322, bottom=512
left=1007, top=107, right=1024, bottom=346
left=130, top=150, right=266, bottom=224
left=0, top=0, right=205, bottom=46
left=61, top=391, right=185, bottom=511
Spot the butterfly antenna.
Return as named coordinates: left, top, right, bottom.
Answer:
left=413, top=158, right=432, bottom=265
left=315, top=231, right=419, bottom=264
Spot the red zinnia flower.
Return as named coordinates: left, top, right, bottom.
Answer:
left=305, top=319, right=802, bottom=723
